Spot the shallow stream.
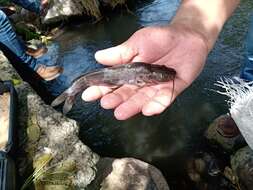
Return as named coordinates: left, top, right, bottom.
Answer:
left=40, top=0, right=253, bottom=189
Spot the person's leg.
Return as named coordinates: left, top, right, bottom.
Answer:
left=0, top=5, right=16, bottom=16
left=240, top=14, right=253, bottom=81
left=11, top=0, right=41, bottom=14
left=0, top=10, right=63, bottom=81
left=0, top=10, right=38, bottom=70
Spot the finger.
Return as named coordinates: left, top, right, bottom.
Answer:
left=141, top=79, right=182, bottom=116
left=114, top=87, right=157, bottom=120
left=100, top=85, right=139, bottom=109
left=142, top=87, right=178, bottom=116
left=95, top=44, right=138, bottom=66
left=82, top=86, right=113, bottom=102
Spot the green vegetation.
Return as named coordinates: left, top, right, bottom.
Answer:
left=15, top=24, right=41, bottom=41
left=21, top=153, right=54, bottom=190
left=0, top=0, right=10, bottom=6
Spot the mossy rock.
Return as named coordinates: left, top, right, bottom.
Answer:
left=205, top=115, right=246, bottom=152
left=231, top=146, right=253, bottom=190
left=34, top=159, right=76, bottom=190
left=27, top=114, right=41, bottom=143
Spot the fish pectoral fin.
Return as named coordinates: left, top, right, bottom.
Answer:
left=51, top=92, right=68, bottom=107
left=62, top=96, right=75, bottom=114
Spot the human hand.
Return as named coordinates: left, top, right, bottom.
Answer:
left=82, top=24, right=209, bottom=120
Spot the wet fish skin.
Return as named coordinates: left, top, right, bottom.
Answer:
left=51, top=62, right=176, bottom=114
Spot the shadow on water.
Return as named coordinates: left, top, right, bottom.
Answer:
left=25, top=0, right=253, bottom=189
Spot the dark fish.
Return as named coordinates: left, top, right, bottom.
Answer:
left=51, top=62, right=176, bottom=114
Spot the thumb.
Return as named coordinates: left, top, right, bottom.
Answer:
left=95, top=43, right=138, bottom=66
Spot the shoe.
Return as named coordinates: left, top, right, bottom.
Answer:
left=26, top=46, right=48, bottom=58
left=36, top=65, right=63, bottom=81
left=0, top=6, right=16, bottom=16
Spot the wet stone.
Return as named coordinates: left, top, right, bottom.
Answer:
left=88, top=157, right=170, bottom=190
left=231, top=146, right=253, bottom=190
left=205, top=114, right=246, bottom=152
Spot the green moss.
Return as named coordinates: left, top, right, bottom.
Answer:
left=12, top=78, right=22, bottom=86
left=34, top=160, right=76, bottom=190
left=15, top=24, right=41, bottom=41
left=27, top=114, right=41, bottom=143
left=25, top=114, right=41, bottom=160
left=21, top=153, right=54, bottom=190
left=0, top=0, right=11, bottom=6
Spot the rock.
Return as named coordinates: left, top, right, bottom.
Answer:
left=16, top=83, right=98, bottom=189
left=43, top=0, right=128, bottom=24
left=187, top=152, right=221, bottom=182
left=215, top=78, right=253, bottom=151
left=205, top=114, right=246, bottom=151
left=0, top=52, right=22, bottom=85
left=88, top=157, right=170, bottom=190
left=186, top=152, right=225, bottom=190
left=0, top=52, right=99, bottom=189
left=17, top=82, right=100, bottom=189
left=231, top=146, right=253, bottom=190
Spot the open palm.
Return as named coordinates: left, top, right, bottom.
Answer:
left=82, top=24, right=209, bottom=120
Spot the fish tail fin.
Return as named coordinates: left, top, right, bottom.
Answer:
left=62, top=96, right=75, bottom=114
left=51, top=91, right=69, bottom=107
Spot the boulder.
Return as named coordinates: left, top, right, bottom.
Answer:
left=88, top=157, right=170, bottom=190
left=43, top=0, right=127, bottom=24
left=231, top=146, right=253, bottom=190
left=205, top=114, right=246, bottom=151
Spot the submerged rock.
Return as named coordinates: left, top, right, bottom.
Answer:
left=215, top=78, right=253, bottom=151
left=88, top=157, right=170, bottom=190
left=231, top=146, right=253, bottom=190
left=205, top=114, right=246, bottom=151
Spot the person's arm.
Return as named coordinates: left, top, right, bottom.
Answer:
left=171, top=0, right=240, bottom=51
left=82, top=0, right=240, bottom=120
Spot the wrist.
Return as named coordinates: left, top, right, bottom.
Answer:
left=171, top=0, right=240, bottom=52
left=171, top=17, right=217, bottom=52
left=168, top=22, right=209, bottom=56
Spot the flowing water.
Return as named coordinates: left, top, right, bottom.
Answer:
left=38, top=0, right=253, bottom=189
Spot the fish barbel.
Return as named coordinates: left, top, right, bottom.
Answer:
left=51, top=62, right=176, bottom=114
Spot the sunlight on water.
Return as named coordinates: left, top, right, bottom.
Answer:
left=137, top=0, right=180, bottom=26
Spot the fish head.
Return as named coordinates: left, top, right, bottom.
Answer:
left=150, top=65, right=176, bottom=82
left=137, top=65, right=176, bottom=84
